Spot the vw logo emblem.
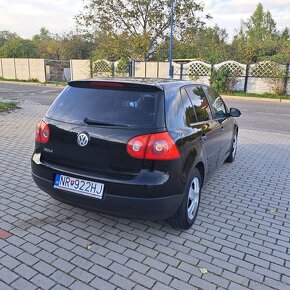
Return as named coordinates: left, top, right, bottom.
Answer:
left=77, top=132, right=89, bottom=147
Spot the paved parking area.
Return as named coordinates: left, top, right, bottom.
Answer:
left=0, top=99, right=290, bottom=290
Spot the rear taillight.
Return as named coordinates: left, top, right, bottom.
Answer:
left=127, top=134, right=149, bottom=159
left=35, top=120, right=50, bottom=143
left=146, top=132, right=181, bottom=160
left=127, top=132, right=180, bottom=160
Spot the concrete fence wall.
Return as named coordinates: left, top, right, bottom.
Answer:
left=1, top=58, right=289, bottom=95
left=69, top=59, right=289, bottom=95
left=70, top=59, right=91, bottom=81
left=134, top=62, right=170, bottom=78
left=0, top=58, right=46, bottom=82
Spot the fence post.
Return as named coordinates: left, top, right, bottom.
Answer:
left=90, top=58, right=93, bottom=78
left=69, top=60, right=73, bottom=80
left=283, top=63, right=289, bottom=95
left=13, top=58, right=17, bottom=79
left=210, top=64, right=214, bottom=75
left=157, top=61, right=159, bottom=78
left=28, top=58, right=31, bottom=80
left=128, top=60, right=132, bottom=77
left=244, top=64, right=250, bottom=93
left=0, top=58, right=3, bottom=78
left=145, top=61, right=147, bottom=78
left=44, top=59, right=47, bottom=82
left=179, top=63, right=183, bottom=80
left=112, top=61, right=115, bottom=77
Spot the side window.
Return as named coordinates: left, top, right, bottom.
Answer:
left=185, top=86, right=212, bottom=122
left=167, top=89, right=191, bottom=130
left=180, top=88, right=198, bottom=126
left=204, top=87, right=227, bottom=119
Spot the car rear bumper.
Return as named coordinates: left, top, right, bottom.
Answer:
left=31, top=155, right=184, bottom=220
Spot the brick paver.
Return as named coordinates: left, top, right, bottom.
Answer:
left=0, top=100, right=290, bottom=289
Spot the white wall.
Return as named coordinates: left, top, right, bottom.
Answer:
left=70, top=59, right=91, bottom=80
left=0, top=58, right=45, bottom=82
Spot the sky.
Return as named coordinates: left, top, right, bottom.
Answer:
left=204, top=0, right=290, bottom=39
left=0, top=0, right=289, bottom=40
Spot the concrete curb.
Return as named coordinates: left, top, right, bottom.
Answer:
left=221, top=95, right=290, bottom=104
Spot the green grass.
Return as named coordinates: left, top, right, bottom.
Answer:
left=0, top=77, right=39, bottom=83
left=0, top=101, right=20, bottom=112
left=44, top=81, right=67, bottom=86
left=0, top=77, right=67, bottom=86
left=228, top=91, right=290, bottom=100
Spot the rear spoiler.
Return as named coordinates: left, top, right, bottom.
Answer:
left=68, top=80, right=163, bottom=92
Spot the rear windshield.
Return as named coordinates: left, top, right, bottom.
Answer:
left=46, top=86, right=165, bottom=128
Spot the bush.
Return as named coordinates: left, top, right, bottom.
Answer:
left=209, top=68, right=231, bottom=93
left=269, top=66, right=287, bottom=96
left=116, top=57, right=129, bottom=77
left=270, top=74, right=286, bottom=96
left=29, top=78, right=39, bottom=83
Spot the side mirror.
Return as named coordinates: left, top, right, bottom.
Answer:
left=229, top=108, right=241, bottom=117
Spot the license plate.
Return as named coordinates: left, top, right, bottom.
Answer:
left=54, top=174, right=104, bottom=199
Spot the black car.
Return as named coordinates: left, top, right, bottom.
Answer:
left=31, top=79, right=241, bottom=229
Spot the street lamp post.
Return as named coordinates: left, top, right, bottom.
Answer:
left=169, top=0, right=175, bottom=79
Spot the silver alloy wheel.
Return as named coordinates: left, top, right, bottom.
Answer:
left=187, top=177, right=200, bottom=220
left=232, top=134, right=238, bottom=158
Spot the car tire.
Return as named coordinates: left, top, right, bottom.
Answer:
left=226, top=131, right=238, bottom=163
left=169, top=168, right=201, bottom=230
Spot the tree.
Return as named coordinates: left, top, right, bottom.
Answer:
left=154, top=25, right=230, bottom=62
left=75, top=0, right=210, bottom=59
left=32, top=28, right=93, bottom=60
left=281, top=28, right=290, bottom=42
left=0, top=30, right=18, bottom=47
left=59, top=32, right=93, bottom=59
left=232, top=3, right=289, bottom=63
left=36, top=38, right=62, bottom=59
left=244, top=3, right=277, bottom=42
left=92, top=32, right=132, bottom=61
left=91, top=31, right=154, bottom=61
left=183, top=25, right=230, bottom=62
left=0, top=38, right=38, bottom=58
left=32, top=27, right=52, bottom=42
left=153, top=36, right=185, bottom=60
left=32, top=27, right=58, bottom=59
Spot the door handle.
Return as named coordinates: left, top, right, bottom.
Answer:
left=220, top=126, right=225, bottom=133
left=200, top=134, right=207, bottom=142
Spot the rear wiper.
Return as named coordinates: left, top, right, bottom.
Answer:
left=83, top=117, right=129, bottom=127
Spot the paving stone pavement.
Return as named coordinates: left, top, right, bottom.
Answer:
left=0, top=100, right=290, bottom=290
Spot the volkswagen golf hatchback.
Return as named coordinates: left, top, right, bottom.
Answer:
left=31, top=79, right=241, bottom=229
